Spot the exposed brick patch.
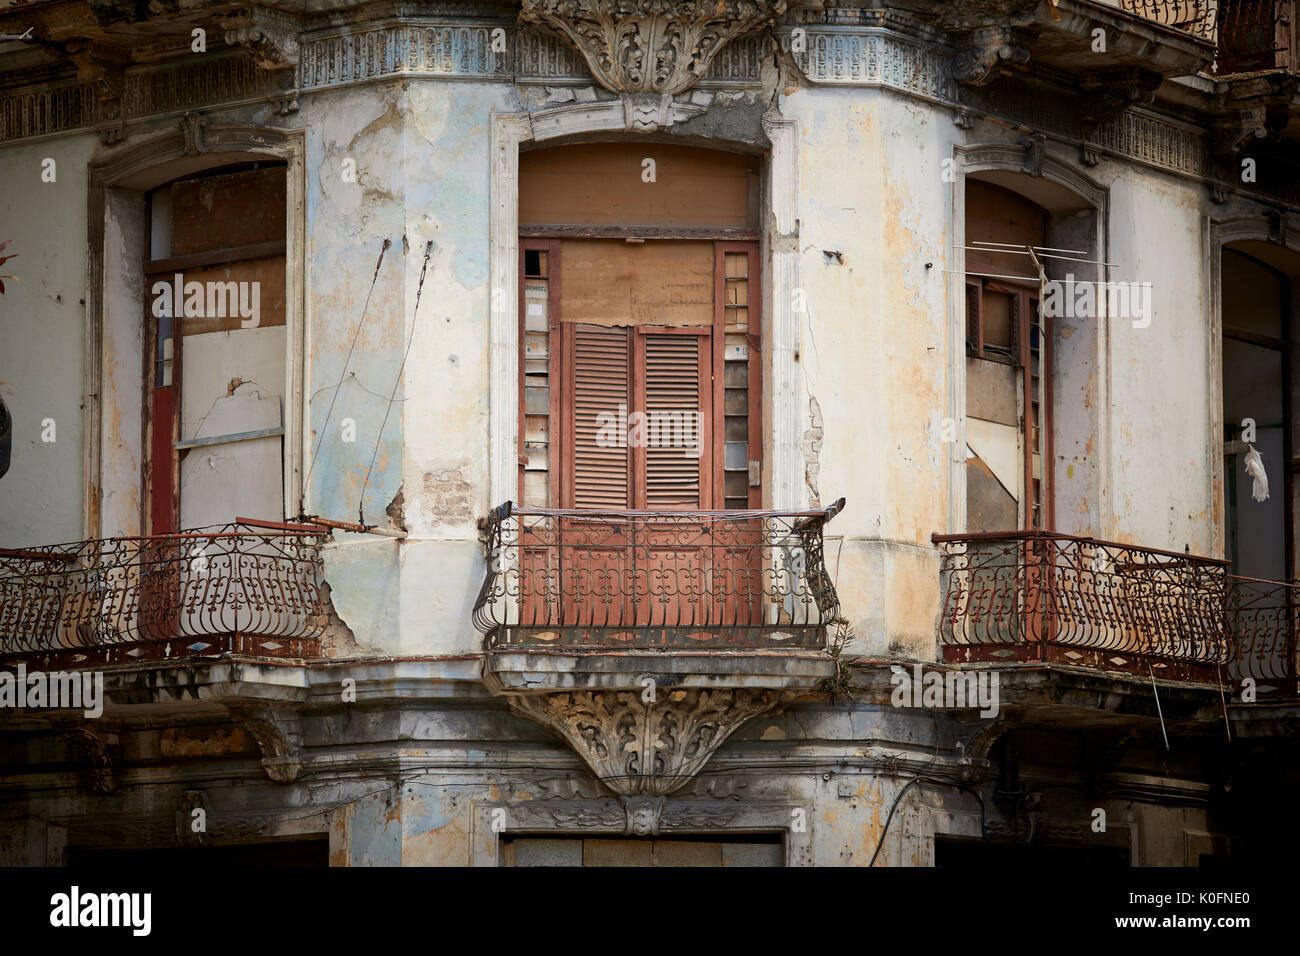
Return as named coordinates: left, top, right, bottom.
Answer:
left=422, top=467, right=474, bottom=524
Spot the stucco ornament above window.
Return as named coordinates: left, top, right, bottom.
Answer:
left=518, top=0, right=785, bottom=95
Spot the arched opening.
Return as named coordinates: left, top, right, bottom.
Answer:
left=963, top=179, right=1052, bottom=532
left=143, top=160, right=289, bottom=533
left=515, top=141, right=762, bottom=511
left=961, top=169, right=1101, bottom=536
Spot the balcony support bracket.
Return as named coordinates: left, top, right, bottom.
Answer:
left=232, top=706, right=302, bottom=784
left=508, top=687, right=792, bottom=797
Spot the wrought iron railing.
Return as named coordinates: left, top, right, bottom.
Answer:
left=933, top=531, right=1232, bottom=679
left=1119, top=0, right=1218, bottom=40
left=1117, top=0, right=1296, bottom=71
left=474, top=500, right=845, bottom=650
left=1227, top=575, right=1298, bottom=687
left=0, top=520, right=328, bottom=665
left=1212, top=0, right=1296, bottom=73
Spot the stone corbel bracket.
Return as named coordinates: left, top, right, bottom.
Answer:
left=1210, top=74, right=1299, bottom=161
left=63, top=726, right=118, bottom=794
left=221, top=7, right=302, bottom=72
left=180, top=112, right=209, bottom=156
left=953, top=25, right=1035, bottom=87
left=231, top=706, right=302, bottom=783
left=1079, top=67, right=1163, bottom=128
left=518, top=0, right=787, bottom=96
left=509, top=687, right=792, bottom=796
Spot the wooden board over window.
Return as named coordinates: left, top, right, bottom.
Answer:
left=520, top=143, right=758, bottom=228
left=965, top=179, right=1045, bottom=283
left=559, top=240, right=713, bottom=327
left=170, top=166, right=286, bottom=256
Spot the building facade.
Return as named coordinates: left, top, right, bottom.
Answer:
left=0, top=0, right=1298, bottom=866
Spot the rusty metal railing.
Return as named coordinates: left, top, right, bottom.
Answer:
left=1227, top=575, right=1298, bottom=687
left=1117, top=0, right=1296, bottom=71
left=474, top=500, right=845, bottom=650
left=0, top=520, right=328, bottom=665
left=933, top=531, right=1232, bottom=679
left=1119, top=0, right=1219, bottom=40
left=1212, top=0, right=1296, bottom=73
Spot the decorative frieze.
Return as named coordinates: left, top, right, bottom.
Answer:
left=0, top=17, right=1295, bottom=211
left=514, top=26, right=588, bottom=81
left=1091, top=108, right=1206, bottom=178
left=0, top=80, right=97, bottom=143
left=298, top=23, right=511, bottom=88
left=787, top=29, right=953, bottom=102
left=123, top=51, right=285, bottom=119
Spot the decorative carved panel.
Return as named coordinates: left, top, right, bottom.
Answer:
left=517, top=0, right=785, bottom=95
left=509, top=688, right=789, bottom=795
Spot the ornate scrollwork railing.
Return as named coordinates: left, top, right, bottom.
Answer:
left=1120, top=0, right=1295, bottom=72
left=474, top=499, right=845, bottom=650
left=0, top=520, right=328, bottom=664
left=933, top=531, right=1232, bottom=676
left=1227, top=574, right=1299, bottom=683
left=1119, top=0, right=1219, bottom=40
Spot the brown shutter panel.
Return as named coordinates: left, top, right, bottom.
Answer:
left=641, top=332, right=708, bottom=509
left=571, top=324, right=631, bottom=508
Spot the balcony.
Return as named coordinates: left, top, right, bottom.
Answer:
left=474, top=500, right=844, bottom=796
left=1228, top=575, right=1299, bottom=696
left=933, top=531, right=1233, bottom=682
left=474, top=500, right=845, bottom=652
left=0, top=520, right=328, bottom=668
left=1119, top=0, right=1298, bottom=73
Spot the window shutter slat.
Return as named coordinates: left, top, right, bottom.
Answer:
left=572, top=325, right=630, bottom=508
left=643, top=333, right=704, bottom=509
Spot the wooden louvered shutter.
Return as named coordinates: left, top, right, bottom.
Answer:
left=569, top=324, right=631, bottom=508
left=637, top=330, right=711, bottom=510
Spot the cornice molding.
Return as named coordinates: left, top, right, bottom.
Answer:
left=0, top=17, right=1298, bottom=212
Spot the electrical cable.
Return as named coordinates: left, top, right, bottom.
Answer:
left=300, top=237, right=391, bottom=517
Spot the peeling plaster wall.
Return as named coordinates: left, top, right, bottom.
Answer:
left=780, top=88, right=950, bottom=658
left=0, top=135, right=96, bottom=547
left=99, top=189, right=146, bottom=540
left=302, top=82, right=410, bottom=529
left=301, top=80, right=512, bottom=656
left=1106, top=174, right=1212, bottom=554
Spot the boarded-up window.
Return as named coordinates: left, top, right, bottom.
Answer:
left=518, top=143, right=762, bottom=512
left=519, top=143, right=759, bottom=229
left=965, top=180, right=1051, bottom=531
left=145, top=163, right=287, bottom=532
left=559, top=240, right=714, bottom=327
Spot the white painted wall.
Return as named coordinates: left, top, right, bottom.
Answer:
left=0, top=134, right=96, bottom=547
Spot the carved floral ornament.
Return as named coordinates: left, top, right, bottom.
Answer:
left=518, top=0, right=786, bottom=95
left=510, top=687, right=790, bottom=796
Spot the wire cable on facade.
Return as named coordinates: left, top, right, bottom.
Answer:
left=300, top=237, right=391, bottom=518
left=359, top=239, right=433, bottom=526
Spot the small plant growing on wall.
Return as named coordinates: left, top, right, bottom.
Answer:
left=0, top=240, right=17, bottom=293
left=818, top=615, right=856, bottom=704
